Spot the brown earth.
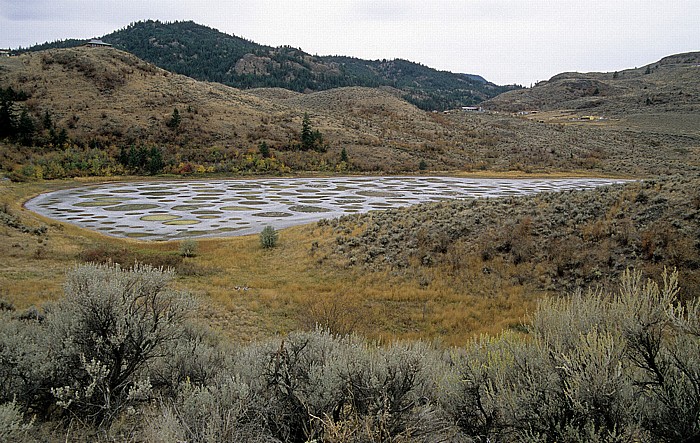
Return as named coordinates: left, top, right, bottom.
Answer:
left=1, top=47, right=699, bottom=176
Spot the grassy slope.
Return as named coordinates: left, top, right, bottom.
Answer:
left=1, top=48, right=699, bottom=346
left=3, top=178, right=538, bottom=346
left=5, top=173, right=699, bottom=347
left=1, top=47, right=699, bottom=177
left=482, top=52, right=700, bottom=115
left=312, top=176, right=700, bottom=306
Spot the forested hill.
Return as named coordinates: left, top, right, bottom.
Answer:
left=24, top=20, right=519, bottom=111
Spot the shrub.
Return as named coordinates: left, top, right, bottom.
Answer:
left=149, top=324, right=228, bottom=398
left=441, top=268, right=699, bottom=442
left=47, top=263, right=193, bottom=424
left=179, top=239, right=198, bottom=258
left=144, top=374, right=263, bottom=443
left=0, top=400, right=33, bottom=441
left=149, top=329, right=451, bottom=442
left=259, top=225, right=279, bottom=249
left=2, top=267, right=699, bottom=440
left=0, top=311, right=46, bottom=408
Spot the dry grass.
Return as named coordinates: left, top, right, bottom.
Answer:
left=2, top=47, right=698, bottom=177
left=163, top=218, right=542, bottom=345
left=2, top=47, right=697, bottom=345
left=1, top=178, right=544, bottom=346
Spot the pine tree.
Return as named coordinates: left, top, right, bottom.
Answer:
left=42, top=110, right=54, bottom=130
left=16, top=109, right=35, bottom=146
left=258, top=141, right=270, bottom=158
left=0, top=97, right=16, bottom=139
left=55, top=128, right=68, bottom=149
left=148, top=147, right=164, bottom=174
left=167, top=108, right=181, bottom=129
left=301, top=113, right=314, bottom=150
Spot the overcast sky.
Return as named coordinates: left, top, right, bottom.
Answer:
left=1, top=0, right=698, bottom=86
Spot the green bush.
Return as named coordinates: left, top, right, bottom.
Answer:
left=179, top=238, right=198, bottom=257
left=153, top=329, right=450, bottom=443
left=439, top=268, right=699, bottom=442
left=259, top=225, right=279, bottom=249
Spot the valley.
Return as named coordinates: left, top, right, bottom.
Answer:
left=0, top=23, right=699, bottom=442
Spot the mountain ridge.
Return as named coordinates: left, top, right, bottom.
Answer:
left=20, top=20, right=519, bottom=111
left=1, top=44, right=698, bottom=180
left=482, top=51, right=700, bottom=115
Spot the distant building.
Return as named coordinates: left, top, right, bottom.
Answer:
left=462, top=106, right=483, bottom=112
left=85, top=39, right=112, bottom=48
left=0, top=49, right=10, bottom=57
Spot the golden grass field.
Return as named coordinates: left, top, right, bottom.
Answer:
left=1, top=177, right=543, bottom=347
left=1, top=48, right=698, bottom=347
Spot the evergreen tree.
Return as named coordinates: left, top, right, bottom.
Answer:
left=55, top=128, right=68, bottom=149
left=312, top=129, right=325, bottom=152
left=118, top=145, right=129, bottom=167
left=127, top=145, right=139, bottom=169
left=16, top=109, right=35, bottom=146
left=258, top=141, right=270, bottom=158
left=167, top=108, right=181, bottom=129
left=301, top=113, right=314, bottom=150
left=42, top=110, right=54, bottom=130
left=148, top=147, right=164, bottom=174
left=340, top=147, right=349, bottom=163
left=0, top=97, right=16, bottom=139
left=299, top=113, right=326, bottom=152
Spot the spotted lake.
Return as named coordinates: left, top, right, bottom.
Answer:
left=25, top=176, right=623, bottom=241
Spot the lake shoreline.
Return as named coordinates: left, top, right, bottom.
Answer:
left=26, top=176, right=628, bottom=241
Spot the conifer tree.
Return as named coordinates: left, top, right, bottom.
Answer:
left=0, top=96, right=16, bottom=139
left=301, top=113, right=314, bottom=150
left=167, top=108, right=181, bottom=129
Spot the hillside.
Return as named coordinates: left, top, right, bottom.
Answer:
left=24, top=20, right=518, bottom=111
left=1, top=46, right=699, bottom=180
left=1, top=43, right=700, bottom=442
left=483, top=52, right=700, bottom=116
left=314, top=175, right=700, bottom=300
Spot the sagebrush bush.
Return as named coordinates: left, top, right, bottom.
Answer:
left=259, top=225, right=279, bottom=249
left=149, top=323, right=229, bottom=398
left=151, top=329, right=453, bottom=443
left=439, top=268, right=698, bottom=442
left=179, top=239, right=198, bottom=257
left=0, top=400, right=33, bottom=441
left=2, top=267, right=699, bottom=442
left=0, top=311, right=46, bottom=411
left=47, top=263, right=194, bottom=424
